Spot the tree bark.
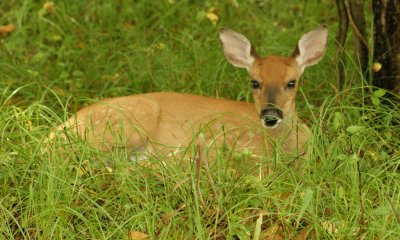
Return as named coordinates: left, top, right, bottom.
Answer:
left=335, top=0, right=369, bottom=90
left=348, top=0, right=369, bottom=77
left=373, top=0, right=400, bottom=95
left=336, top=0, right=349, bottom=91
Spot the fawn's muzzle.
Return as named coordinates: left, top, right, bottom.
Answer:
left=260, top=107, right=283, bottom=128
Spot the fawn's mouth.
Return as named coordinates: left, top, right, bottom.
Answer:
left=260, top=108, right=283, bottom=129
left=261, top=115, right=282, bottom=129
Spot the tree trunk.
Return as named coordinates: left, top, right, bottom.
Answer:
left=348, top=0, right=369, bottom=77
left=372, top=0, right=400, bottom=95
left=336, top=0, right=349, bottom=91
left=335, top=0, right=369, bottom=91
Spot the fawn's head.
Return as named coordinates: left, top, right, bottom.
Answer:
left=220, top=26, right=328, bottom=128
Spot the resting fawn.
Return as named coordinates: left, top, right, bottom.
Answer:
left=51, top=26, right=328, bottom=170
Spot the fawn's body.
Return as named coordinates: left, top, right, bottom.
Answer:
left=53, top=27, right=328, bottom=167
left=57, top=92, right=309, bottom=157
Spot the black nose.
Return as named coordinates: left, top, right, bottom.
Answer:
left=260, top=108, right=283, bottom=127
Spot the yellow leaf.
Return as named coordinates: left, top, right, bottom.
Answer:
left=26, top=121, right=33, bottom=131
left=206, top=12, right=219, bottom=25
left=43, top=2, right=55, bottom=13
left=0, top=24, right=16, bottom=37
left=154, top=43, right=166, bottom=50
left=321, top=221, right=338, bottom=235
left=128, top=231, right=150, bottom=240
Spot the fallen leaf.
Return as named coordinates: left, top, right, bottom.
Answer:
left=76, top=42, right=85, bottom=49
left=206, top=7, right=219, bottom=25
left=43, top=2, right=55, bottom=13
left=128, top=231, right=150, bottom=240
left=154, top=42, right=166, bottom=50
left=80, top=186, right=98, bottom=196
left=26, top=120, right=33, bottom=131
left=172, top=177, right=190, bottom=193
left=296, top=227, right=315, bottom=239
left=161, top=204, right=186, bottom=224
left=3, top=96, right=28, bottom=106
left=206, top=12, right=218, bottom=24
left=123, top=21, right=135, bottom=30
left=0, top=24, right=16, bottom=37
left=259, top=225, right=285, bottom=240
left=39, top=2, right=55, bottom=17
left=321, top=221, right=338, bottom=235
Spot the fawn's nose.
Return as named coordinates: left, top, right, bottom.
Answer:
left=260, top=107, right=283, bottom=128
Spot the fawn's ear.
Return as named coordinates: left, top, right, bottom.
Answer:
left=220, top=28, right=257, bottom=71
left=293, top=26, right=328, bottom=72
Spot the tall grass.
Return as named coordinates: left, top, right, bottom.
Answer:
left=0, top=0, right=399, bottom=239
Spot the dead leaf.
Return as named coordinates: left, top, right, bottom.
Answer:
left=26, top=120, right=33, bottom=131
left=76, top=42, right=85, bottom=49
left=79, top=186, right=98, bottom=196
left=43, top=2, right=55, bottom=13
left=259, top=224, right=285, bottom=240
left=128, top=231, right=150, bottom=240
left=161, top=204, right=186, bottom=224
left=206, top=12, right=218, bottom=25
left=296, top=227, right=315, bottom=240
left=323, top=207, right=334, bottom=217
left=0, top=24, right=16, bottom=37
left=172, top=177, right=190, bottom=193
left=321, top=221, right=338, bottom=235
left=3, top=96, right=28, bottom=106
left=154, top=42, right=166, bottom=50
left=123, top=21, right=135, bottom=30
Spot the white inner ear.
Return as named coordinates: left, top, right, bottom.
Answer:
left=295, top=27, right=328, bottom=72
left=220, top=28, right=255, bottom=71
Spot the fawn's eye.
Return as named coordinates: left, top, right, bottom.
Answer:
left=287, top=80, right=296, bottom=89
left=251, top=80, right=261, bottom=89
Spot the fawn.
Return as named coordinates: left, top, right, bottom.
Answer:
left=51, top=26, right=328, bottom=169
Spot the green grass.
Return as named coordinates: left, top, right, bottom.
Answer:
left=1, top=0, right=399, bottom=239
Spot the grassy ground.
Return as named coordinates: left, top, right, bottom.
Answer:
left=1, top=0, right=399, bottom=239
